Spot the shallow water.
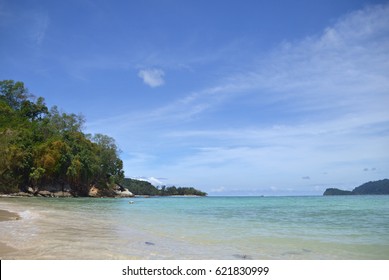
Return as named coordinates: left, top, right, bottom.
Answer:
left=1, top=196, right=388, bottom=259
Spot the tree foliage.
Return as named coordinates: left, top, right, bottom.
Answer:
left=0, top=80, right=124, bottom=194
left=122, top=178, right=207, bottom=196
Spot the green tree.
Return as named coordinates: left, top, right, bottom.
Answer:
left=48, top=106, right=85, bottom=134
left=20, top=97, right=48, bottom=121
left=92, top=134, right=124, bottom=185
left=0, top=80, right=126, bottom=195
left=0, top=80, right=31, bottom=110
left=0, top=129, right=22, bottom=192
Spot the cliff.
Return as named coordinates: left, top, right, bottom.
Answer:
left=323, top=179, right=389, bottom=196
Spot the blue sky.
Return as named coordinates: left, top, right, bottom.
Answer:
left=1, top=0, right=389, bottom=195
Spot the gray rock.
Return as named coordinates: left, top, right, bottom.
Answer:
left=37, top=190, right=53, bottom=197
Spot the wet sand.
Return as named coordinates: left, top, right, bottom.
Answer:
left=0, top=209, right=20, bottom=258
left=0, top=241, right=16, bottom=257
left=0, top=209, right=20, bottom=221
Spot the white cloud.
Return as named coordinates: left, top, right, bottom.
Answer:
left=133, top=176, right=165, bottom=186
left=31, top=11, right=49, bottom=45
left=89, top=4, right=389, bottom=193
left=0, top=5, right=50, bottom=46
left=138, top=68, right=165, bottom=87
left=128, top=4, right=389, bottom=124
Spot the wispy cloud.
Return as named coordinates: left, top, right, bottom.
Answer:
left=121, top=4, right=389, bottom=126
left=0, top=5, right=50, bottom=46
left=88, top=4, right=389, bottom=192
left=91, top=3, right=389, bottom=135
left=138, top=68, right=165, bottom=87
left=30, top=10, right=49, bottom=45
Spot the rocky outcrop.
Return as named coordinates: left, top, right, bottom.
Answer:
left=89, top=184, right=134, bottom=197
left=37, top=190, right=53, bottom=197
left=52, top=191, right=73, bottom=197
left=4, top=184, right=134, bottom=198
left=323, top=179, right=389, bottom=196
left=88, top=186, right=100, bottom=197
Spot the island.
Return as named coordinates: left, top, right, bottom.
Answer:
left=121, top=178, right=207, bottom=197
left=323, top=179, right=389, bottom=196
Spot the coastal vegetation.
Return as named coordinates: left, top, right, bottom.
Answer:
left=0, top=80, right=124, bottom=196
left=0, top=80, right=206, bottom=197
left=323, top=179, right=389, bottom=195
left=122, top=178, right=207, bottom=196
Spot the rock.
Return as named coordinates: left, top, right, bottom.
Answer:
left=88, top=186, right=99, bottom=197
left=53, top=191, right=73, bottom=198
left=16, top=192, right=34, bottom=197
left=37, top=190, right=53, bottom=197
left=27, top=187, right=36, bottom=194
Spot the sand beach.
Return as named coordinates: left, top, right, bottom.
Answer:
left=1, top=196, right=389, bottom=259
left=0, top=209, right=20, bottom=222
left=0, top=209, right=20, bottom=258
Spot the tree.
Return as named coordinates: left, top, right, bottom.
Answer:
left=0, top=80, right=31, bottom=110
left=20, top=97, right=48, bottom=121
left=0, top=129, right=22, bottom=192
left=92, top=134, right=124, bottom=185
left=48, top=106, right=85, bottom=134
left=0, top=79, right=126, bottom=196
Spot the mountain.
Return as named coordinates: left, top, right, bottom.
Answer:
left=352, top=179, right=389, bottom=195
left=323, top=179, right=389, bottom=196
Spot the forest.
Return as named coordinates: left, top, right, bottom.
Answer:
left=0, top=80, right=124, bottom=195
left=323, top=179, right=389, bottom=195
left=122, top=178, right=207, bottom=196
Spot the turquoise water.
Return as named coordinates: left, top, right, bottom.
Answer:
left=1, top=196, right=388, bottom=259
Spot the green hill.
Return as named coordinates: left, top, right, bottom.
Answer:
left=323, top=179, right=389, bottom=196
left=122, top=178, right=207, bottom=196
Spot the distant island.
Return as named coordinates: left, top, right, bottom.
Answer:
left=122, top=178, right=207, bottom=197
left=323, top=179, right=389, bottom=196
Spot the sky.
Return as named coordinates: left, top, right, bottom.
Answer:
left=1, top=0, right=389, bottom=195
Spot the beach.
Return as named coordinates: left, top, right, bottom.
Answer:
left=0, top=209, right=20, bottom=222
left=0, top=209, right=20, bottom=257
left=1, top=196, right=389, bottom=260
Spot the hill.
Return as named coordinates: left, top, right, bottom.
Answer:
left=122, top=178, right=207, bottom=196
left=323, top=188, right=352, bottom=196
left=323, top=179, right=389, bottom=196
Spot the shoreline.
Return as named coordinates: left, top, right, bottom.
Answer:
left=0, top=209, right=20, bottom=258
left=1, top=196, right=388, bottom=260
left=0, top=209, right=20, bottom=222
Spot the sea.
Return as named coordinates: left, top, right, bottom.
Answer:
left=1, top=195, right=388, bottom=259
